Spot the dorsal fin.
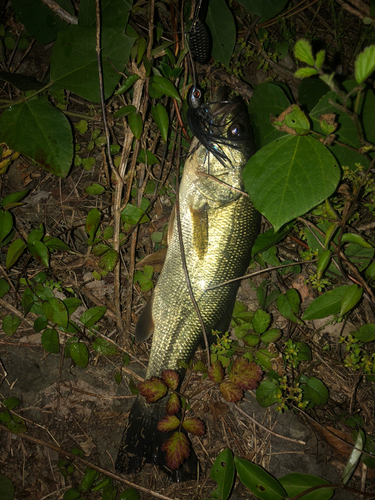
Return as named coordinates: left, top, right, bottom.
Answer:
left=135, top=293, right=155, bottom=342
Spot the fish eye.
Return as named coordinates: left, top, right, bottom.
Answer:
left=228, top=123, right=243, bottom=137
left=188, top=84, right=204, bottom=109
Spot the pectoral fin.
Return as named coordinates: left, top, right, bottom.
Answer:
left=135, top=293, right=155, bottom=342
left=167, top=205, right=175, bottom=246
left=190, top=205, right=208, bottom=259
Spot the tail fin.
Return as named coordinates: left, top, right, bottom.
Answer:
left=115, top=396, right=198, bottom=481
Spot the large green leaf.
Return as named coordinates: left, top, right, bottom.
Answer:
left=0, top=99, right=73, bottom=178
left=243, top=135, right=340, bottom=231
left=237, top=0, right=289, bottom=19
left=248, top=83, right=290, bottom=148
left=0, top=72, right=45, bottom=92
left=78, top=0, right=132, bottom=30
left=51, top=25, right=134, bottom=102
left=279, top=473, right=333, bottom=500
left=205, top=0, right=236, bottom=67
left=327, top=142, right=370, bottom=170
left=302, top=285, right=350, bottom=320
left=210, top=449, right=235, bottom=500
left=234, top=457, right=286, bottom=499
left=11, top=0, right=74, bottom=44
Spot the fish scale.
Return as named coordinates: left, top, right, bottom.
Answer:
left=116, top=89, right=260, bottom=480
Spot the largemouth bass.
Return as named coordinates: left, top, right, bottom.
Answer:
left=116, top=88, right=260, bottom=479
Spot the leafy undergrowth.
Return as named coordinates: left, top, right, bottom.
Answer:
left=1, top=0, right=375, bottom=499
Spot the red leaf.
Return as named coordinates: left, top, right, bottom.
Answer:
left=220, top=382, right=243, bottom=402
left=162, top=369, right=180, bottom=390
left=158, top=414, right=180, bottom=432
left=182, top=417, right=205, bottom=436
left=208, top=360, right=224, bottom=383
left=166, top=392, right=181, bottom=415
left=162, top=432, right=190, bottom=470
left=138, top=376, right=167, bottom=403
left=229, top=357, right=262, bottom=390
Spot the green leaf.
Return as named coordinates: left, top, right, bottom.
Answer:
left=79, top=0, right=132, bottom=29
left=295, top=67, right=319, bottom=79
left=34, top=316, right=48, bottom=333
left=248, top=83, right=290, bottom=149
left=342, top=429, right=365, bottom=485
left=119, top=488, right=140, bottom=500
left=353, top=324, right=375, bottom=343
left=2, top=189, right=29, bottom=210
left=151, top=103, right=169, bottom=143
left=51, top=25, right=134, bottom=102
left=294, top=39, right=315, bottom=66
left=0, top=279, right=10, bottom=298
left=273, top=105, right=310, bottom=134
left=243, top=135, right=340, bottom=231
left=345, top=243, right=374, bottom=272
left=2, top=315, right=20, bottom=336
left=339, top=285, right=363, bottom=317
left=279, top=473, right=333, bottom=500
left=277, top=292, right=302, bottom=324
left=80, top=467, right=97, bottom=491
left=92, top=338, right=119, bottom=356
left=234, top=457, right=286, bottom=499
left=31, top=240, right=49, bottom=267
left=63, top=488, right=81, bottom=500
left=260, top=328, right=281, bottom=344
left=252, top=309, right=271, bottom=334
left=3, top=397, right=21, bottom=410
left=251, top=225, right=291, bottom=256
left=41, top=328, right=60, bottom=354
left=44, top=236, right=71, bottom=251
left=86, top=208, right=101, bottom=240
left=0, top=99, right=73, bottom=178
left=0, top=210, right=13, bottom=243
left=150, top=75, right=181, bottom=103
left=86, top=184, right=106, bottom=195
left=42, top=298, right=68, bottom=328
left=137, top=149, right=159, bottom=165
left=0, top=475, right=15, bottom=500
left=99, top=248, right=119, bottom=273
left=210, top=448, right=235, bottom=500
left=298, top=77, right=330, bottom=113
left=121, top=203, right=149, bottom=225
left=355, top=45, right=375, bottom=84
left=113, top=105, right=136, bottom=119
left=115, top=75, right=140, bottom=96
left=80, top=306, right=107, bottom=328
left=302, top=285, right=351, bottom=320
left=303, top=377, right=329, bottom=405
left=205, top=0, right=235, bottom=68
left=6, top=413, right=27, bottom=434
left=128, top=111, right=143, bottom=140
left=69, top=342, right=89, bottom=368
left=237, top=0, right=289, bottom=18
left=256, top=380, right=281, bottom=407
left=11, top=0, right=74, bottom=44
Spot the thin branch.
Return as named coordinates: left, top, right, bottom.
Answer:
left=0, top=424, right=175, bottom=500
left=175, top=131, right=211, bottom=367
left=235, top=405, right=306, bottom=445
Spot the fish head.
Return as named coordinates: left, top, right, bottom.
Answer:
left=187, top=87, right=256, bottom=204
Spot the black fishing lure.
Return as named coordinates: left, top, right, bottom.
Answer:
left=189, top=18, right=211, bottom=64
left=187, top=87, right=250, bottom=168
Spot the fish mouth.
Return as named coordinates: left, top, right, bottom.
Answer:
left=186, top=86, right=253, bottom=167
